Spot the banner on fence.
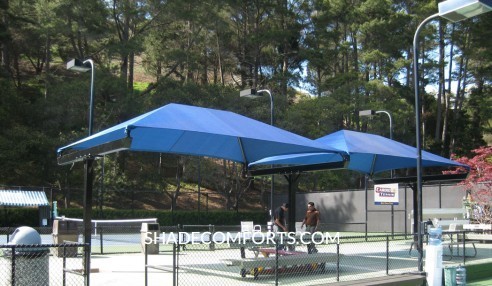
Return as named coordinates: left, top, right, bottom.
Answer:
left=374, top=183, right=399, bottom=205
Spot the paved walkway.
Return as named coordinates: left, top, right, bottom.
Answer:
left=89, top=253, right=174, bottom=286
left=83, top=240, right=492, bottom=286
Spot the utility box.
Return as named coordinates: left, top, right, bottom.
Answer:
left=141, top=223, right=160, bottom=254
left=38, top=206, right=50, bottom=226
left=4, top=227, right=49, bottom=286
left=52, top=219, right=79, bottom=257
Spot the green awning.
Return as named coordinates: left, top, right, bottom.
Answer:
left=0, top=190, right=49, bottom=207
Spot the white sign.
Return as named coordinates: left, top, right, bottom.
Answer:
left=374, top=183, right=399, bottom=205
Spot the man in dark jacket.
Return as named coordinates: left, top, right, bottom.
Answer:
left=301, top=202, right=320, bottom=253
left=274, top=203, right=289, bottom=232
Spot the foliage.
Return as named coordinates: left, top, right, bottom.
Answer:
left=0, top=208, right=40, bottom=227
left=0, top=0, right=491, bottom=210
left=446, top=146, right=492, bottom=223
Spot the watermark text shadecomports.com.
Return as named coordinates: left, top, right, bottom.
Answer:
left=143, top=231, right=340, bottom=245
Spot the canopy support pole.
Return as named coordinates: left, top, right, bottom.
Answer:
left=285, top=174, right=300, bottom=233
left=83, top=158, right=94, bottom=286
left=410, top=182, right=423, bottom=270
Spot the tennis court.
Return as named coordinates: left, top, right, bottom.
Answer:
left=89, top=236, right=492, bottom=286
left=2, top=226, right=492, bottom=285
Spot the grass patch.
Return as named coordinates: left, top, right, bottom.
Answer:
left=133, top=82, right=150, bottom=94
left=466, top=262, right=492, bottom=282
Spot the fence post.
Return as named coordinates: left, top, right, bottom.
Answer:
left=462, top=230, right=466, bottom=265
left=275, top=236, right=279, bottom=286
left=174, top=241, right=178, bottom=286
left=144, top=243, right=148, bottom=286
left=99, top=226, right=103, bottom=255
left=209, top=224, right=215, bottom=251
left=63, top=245, right=67, bottom=286
left=337, top=243, right=340, bottom=281
left=11, top=245, right=16, bottom=286
left=386, top=235, right=389, bottom=275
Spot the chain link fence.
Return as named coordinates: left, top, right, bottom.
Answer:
left=144, top=226, right=427, bottom=286
left=0, top=244, right=85, bottom=286
left=1, top=225, right=490, bottom=285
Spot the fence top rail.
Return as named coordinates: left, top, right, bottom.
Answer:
left=0, top=243, right=86, bottom=248
left=341, top=233, right=411, bottom=240
left=55, top=217, right=158, bottom=224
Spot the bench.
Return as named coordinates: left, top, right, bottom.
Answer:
left=441, top=225, right=479, bottom=259
left=465, top=233, right=492, bottom=242
left=408, top=209, right=469, bottom=254
left=224, top=252, right=339, bottom=279
left=410, top=208, right=469, bottom=229
left=441, top=238, right=477, bottom=260
left=409, top=223, right=478, bottom=259
left=463, top=224, right=492, bottom=233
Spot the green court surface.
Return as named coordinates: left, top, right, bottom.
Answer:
left=468, top=278, right=492, bottom=286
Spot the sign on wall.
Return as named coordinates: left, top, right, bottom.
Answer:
left=374, top=183, right=399, bottom=205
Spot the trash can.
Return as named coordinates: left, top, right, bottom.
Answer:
left=4, top=226, right=49, bottom=286
left=141, top=223, right=160, bottom=254
left=425, top=226, right=443, bottom=286
left=456, top=265, right=466, bottom=285
left=444, top=265, right=467, bottom=286
left=52, top=219, right=79, bottom=257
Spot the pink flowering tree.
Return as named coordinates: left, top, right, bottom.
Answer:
left=445, top=146, right=492, bottom=224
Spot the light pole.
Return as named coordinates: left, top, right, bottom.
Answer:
left=359, top=109, right=395, bottom=237
left=240, top=88, right=275, bottom=224
left=66, top=58, right=95, bottom=285
left=359, top=110, right=392, bottom=140
left=67, top=59, right=95, bottom=136
left=413, top=0, right=492, bottom=272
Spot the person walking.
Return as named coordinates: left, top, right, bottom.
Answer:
left=301, top=202, right=320, bottom=253
left=274, top=203, right=289, bottom=250
left=274, top=203, right=289, bottom=232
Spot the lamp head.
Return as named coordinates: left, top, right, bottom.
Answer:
left=359, top=110, right=376, bottom=117
left=66, top=59, right=92, bottom=72
left=439, top=0, right=492, bottom=22
left=240, top=88, right=262, bottom=98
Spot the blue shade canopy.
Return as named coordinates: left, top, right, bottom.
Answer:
left=316, top=130, right=467, bottom=175
left=249, top=130, right=467, bottom=176
left=57, top=103, right=343, bottom=165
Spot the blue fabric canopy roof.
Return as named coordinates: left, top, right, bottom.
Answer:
left=57, top=103, right=344, bottom=165
left=317, top=130, right=467, bottom=175
left=249, top=129, right=467, bottom=176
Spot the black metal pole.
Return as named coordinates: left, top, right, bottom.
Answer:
left=269, top=92, right=275, bottom=225
left=386, top=235, right=389, bottom=275
left=412, top=183, right=418, bottom=250
left=286, top=174, right=299, bottom=233
left=99, top=226, right=103, bottom=254
left=83, top=158, right=94, bottom=286
left=336, top=243, right=340, bottom=281
left=365, top=175, right=368, bottom=241
left=11, top=245, right=16, bottom=286
left=413, top=13, right=440, bottom=272
left=275, top=237, right=279, bottom=286
left=404, top=186, right=408, bottom=239
left=63, top=245, right=67, bottom=286
left=145, top=243, right=148, bottom=286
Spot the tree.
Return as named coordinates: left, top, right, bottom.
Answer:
left=447, top=146, right=492, bottom=224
